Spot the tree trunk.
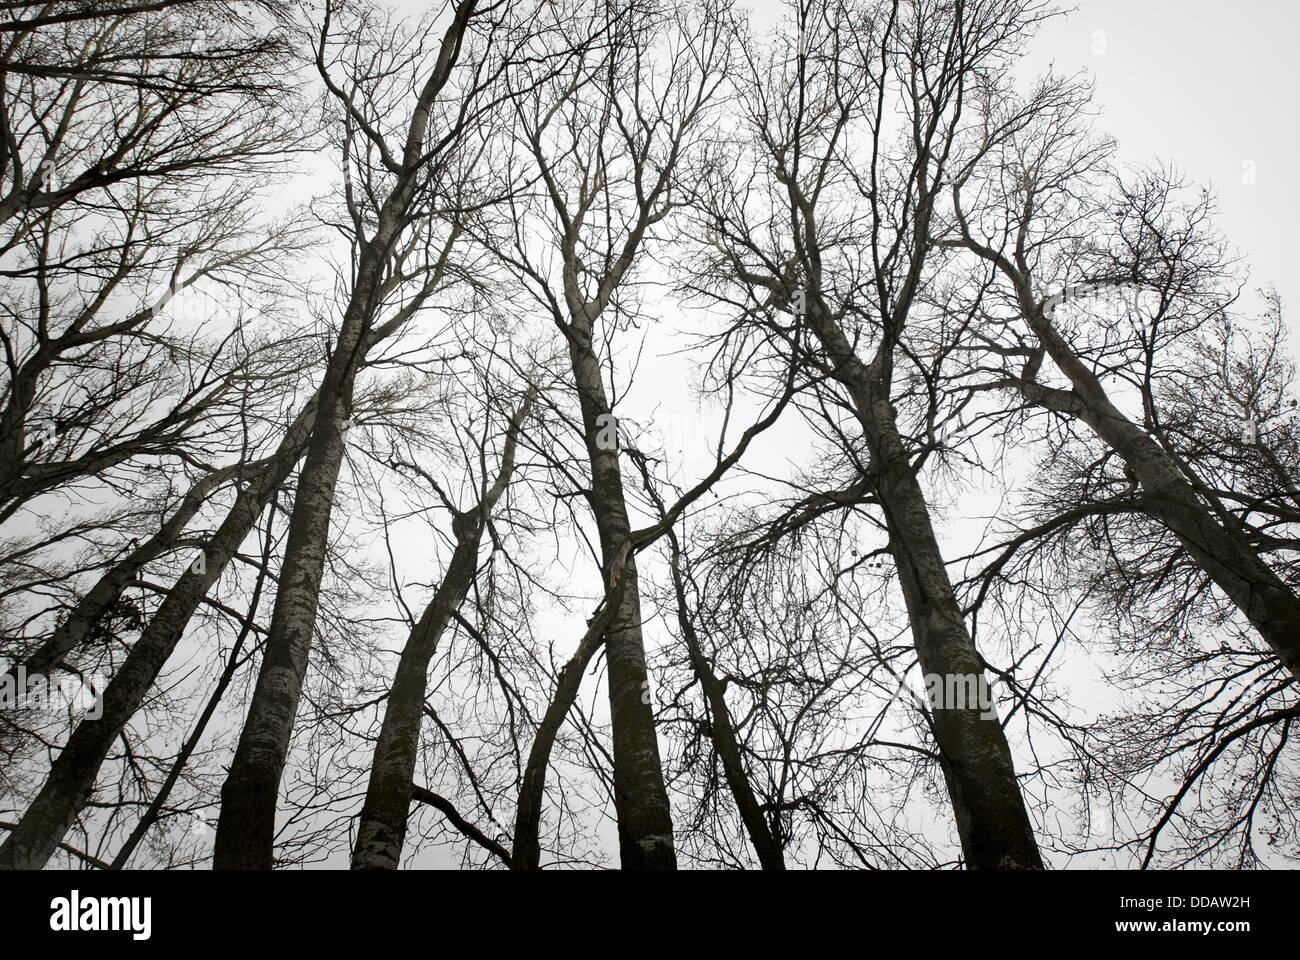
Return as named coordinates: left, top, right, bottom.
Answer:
left=351, top=394, right=530, bottom=870
left=665, top=530, right=784, bottom=870
left=803, top=304, right=1043, bottom=870
left=0, top=409, right=312, bottom=870
left=212, top=292, right=368, bottom=869
left=212, top=1, right=479, bottom=867
left=9, top=463, right=238, bottom=683
left=1028, top=311, right=1300, bottom=681
left=0, top=288, right=427, bottom=870
left=565, top=324, right=676, bottom=870
left=511, top=545, right=631, bottom=870
left=869, top=403, right=1043, bottom=869
left=349, top=535, right=480, bottom=869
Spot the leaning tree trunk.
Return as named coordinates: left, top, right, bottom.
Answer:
left=1026, top=306, right=1300, bottom=682
left=350, top=395, right=530, bottom=870
left=868, top=401, right=1043, bottom=869
left=0, top=297, right=418, bottom=869
left=0, top=407, right=313, bottom=870
left=511, top=545, right=631, bottom=870
left=109, top=523, right=273, bottom=869
left=805, top=303, right=1043, bottom=870
left=212, top=266, right=373, bottom=869
left=348, top=529, right=481, bottom=869
left=565, top=320, right=676, bottom=870
left=665, top=530, right=784, bottom=870
left=8, top=463, right=239, bottom=684
left=956, top=222, right=1300, bottom=682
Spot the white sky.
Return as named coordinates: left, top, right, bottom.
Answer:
left=1020, top=1, right=1299, bottom=355
left=318, top=0, right=1300, bottom=868
left=13, top=0, right=1298, bottom=870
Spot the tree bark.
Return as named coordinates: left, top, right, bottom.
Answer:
left=0, top=407, right=313, bottom=870
left=871, top=407, right=1043, bottom=869
left=564, top=321, right=676, bottom=870
left=350, top=394, right=529, bottom=870
left=803, top=303, right=1044, bottom=870
left=212, top=276, right=370, bottom=870
left=349, top=538, right=480, bottom=869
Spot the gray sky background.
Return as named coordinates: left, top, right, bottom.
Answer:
left=14, top=0, right=1295, bottom=869
left=380, top=0, right=1300, bottom=868
left=1023, top=1, right=1299, bottom=355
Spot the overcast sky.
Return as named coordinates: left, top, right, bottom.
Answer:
left=1013, top=1, right=1297, bottom=351
left=16, top=0, right=1292, bottom=870
left=186, top=0, right=1300, bottom=870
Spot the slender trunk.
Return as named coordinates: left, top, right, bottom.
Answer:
left=350, top=395, right=530, bottom=870
left=0, top=410, right=311, bottom=870
left=109, top=522, right=272, bottom=869
left=1028, top=310, right=1300, bottom=680
left=565, top=325, right=676, bottom=870
left=665, top=530, right=784, bottom=870
left=804, top=305, right=1043, bottom=870
left=511, top=546, right=630, bottom=870
left=212, top=292, right=367, bottom=869
left=349, top=535, right=480, bottom=869
left=8, top=464, right=237, bottom=684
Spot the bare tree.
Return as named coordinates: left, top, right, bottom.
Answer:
left=477, top=0, right=739, bottom=869
left=5, top=0, right=1295, bottom=876
left=0, top=0, right=314, bottom=869
left=945, top=82, right=1300, bottom=681
left=687, top=0, right=1053, bottom=868
left=212, top=0, right=565, bottom=868
left=351, top=384, right=533, bottom=869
